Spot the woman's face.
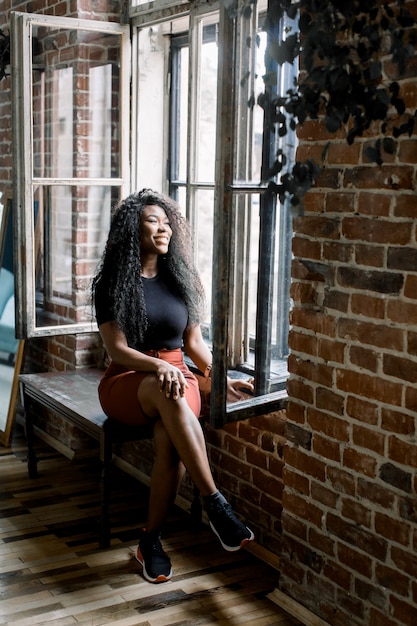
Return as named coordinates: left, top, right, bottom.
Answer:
left=140, top=205, right=172, bottom=256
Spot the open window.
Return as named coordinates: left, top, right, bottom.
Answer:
left=131, top=0, right=296, bottom=426
left=11, top=12, right=130, bottom=338
left=12, top=2, right=296, bottom=427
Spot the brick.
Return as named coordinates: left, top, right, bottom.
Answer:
left=284, top=445, right=326, bottom=482
left=292, top=235, right=322, bottom=260
left=355, top=579, right=388, bottom=613
left=312, top=433, right=341, bottom=462
left=245, top=445, right=268, bottom=469
left=327, top=141, right=361, bottom=165
left=398, top=138, right=417, bottom=163
left=286, top=399, right=306, bottom=424
left=407, top=331, right=417, bottom=355
left=293, top=215, right=341, bottom=239
left=394, top=193, right=417, bottom=217
left=284, top=421, right=312, bottom=449
left=375, top=511, right=410, bottom=545
left=307, top=407, right=349, bottom=441
left=303, top=190, right=326, bottom=213
left=341, top=497, right=372, bottom=527
left=352, top=424, right=384, bottom=455
left=358, top=477, right=396, bottom=509
left=343, top=446, right=378, bottom=478
left=290, top=309, right=337, bottom=338
left=328, top=466, right=356, bottom=496
left=322, top=241, right=354, bottom=262
left=288, top=328, right=317, bottom=355
left=252, top=468, right=282, bottom=499
left=405, top=276, right=417, bottom=299
left=346, top=395, right=379, bottom=425
left=405, top=385, right=417, bottom=411
left=337, top=266, right=404, bottom=294
left=387, top=299, right=417, bottom=325
left=288, top=354, right=333, bottom=387
left=351, top=293, right=386, bottom=319
left=383, top=354, right=417, bottom=383
left=328, top=513, right=388, bottom=560
left=281, top=510, right=308, bottom=542
left=342, top=217, right=412, bottom=244
left=349, top=345, right=380, bottom=372
left=357, top=192, right=391, bottom=216
left=387, top=246, right=417, bottom=271
left=399, top=497, right=417, bottom=524
left=323, top=289, right=349, bottom=312
left=282, top=491, right=323, bottom=528
left=309, top=527, right=337, bottom=557
left=390, top=594, right=417, bottom=626
left=296, top=143, right=327, bottom=164
left=237, top=422, right=260, bottom=446
left=316, top=386, right=345, bottom=415
left=343, top=165, right=415, bottom=190
left=282, top=466, right=310, bottom=495
left=337, top=542, right=373, bottom=578
left=369, top=609, right=400, bottom=626
left=291, top=258, right=328, bottom=281
left=337, top=368, right=403, bottom=406
left=375, top=563, right=410, bottom=598
left=311, top=481, right=339, bottom=508
left=289, top=281, right=317, bottom=306
left=317, top=337, right=346, bottom=363
left=261, top=432, right=275, bottom=453
left=355, top=243, right=385, bottom=267
left=381, top=408, right=415, bottom=435
left=316, top=167, right=342, bottom=189
left=337, top=588, right=367, bottom=619
left=338, top=318, right=403, bottom=351
left=325, top=191, right=356, bottom=213
left=388, top=436, right=417, bottom=468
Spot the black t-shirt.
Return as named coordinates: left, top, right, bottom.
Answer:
left=94, top=274, right=189, bottom=351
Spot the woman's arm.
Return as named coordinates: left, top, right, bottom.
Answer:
left=183, top=324, right=254, bottom=401
left=99, top=321, right=188, bottom=398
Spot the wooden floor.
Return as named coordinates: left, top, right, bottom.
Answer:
left=0, top=427, right=304, bottom=626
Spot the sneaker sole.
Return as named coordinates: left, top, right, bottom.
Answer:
left=135, top=548, right=172, bottom=583
left=209, top=522, right=255, bottom=552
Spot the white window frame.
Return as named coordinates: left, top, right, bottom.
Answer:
left=11, top=12, right=130, bottom=338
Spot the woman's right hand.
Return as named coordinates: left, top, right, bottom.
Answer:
left=156, top=362, right=188, bottom=400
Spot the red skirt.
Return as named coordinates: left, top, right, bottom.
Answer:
left=98, top=348, right=201, bottom=425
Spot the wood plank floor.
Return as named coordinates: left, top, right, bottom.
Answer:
left=0, top=427, right=304, bottom=626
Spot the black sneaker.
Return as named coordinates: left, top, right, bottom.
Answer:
left=135, top=528, right=172, bottom=583
left=207, top=493, right=254, bottom=552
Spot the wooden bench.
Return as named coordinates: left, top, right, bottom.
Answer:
left=18, top=368, right=202, bottom=549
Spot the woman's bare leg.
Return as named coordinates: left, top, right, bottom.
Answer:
left=137, top=376, right=217, bottom=497
left=146, top=419, right=186, bottom=534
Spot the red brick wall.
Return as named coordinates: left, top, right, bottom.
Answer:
left=280, top=2, right=417, bottom=623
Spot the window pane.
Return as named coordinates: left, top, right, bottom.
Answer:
left=33, top=184, right=114, bottom=328
left=135, top=23, right=170, bottom=190
left=195, top=22, right=218, bottom=183
left=171, top=42, right=189, bottom=184
left=32, top=28, right=122, bottom=179
left=194, top=188, right=214, bottom=325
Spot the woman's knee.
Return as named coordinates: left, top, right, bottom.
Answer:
left=138, top=374, right=190, bottom=419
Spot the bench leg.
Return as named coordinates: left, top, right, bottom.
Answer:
left=23, top=394, right=38, bottom=478
left=99, top=431, right=112, bottom=549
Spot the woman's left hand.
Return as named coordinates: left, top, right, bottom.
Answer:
left=226, top=376, right=254, bottom=402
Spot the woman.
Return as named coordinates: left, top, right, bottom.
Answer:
left=92, top=189, right=254, bottom=584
